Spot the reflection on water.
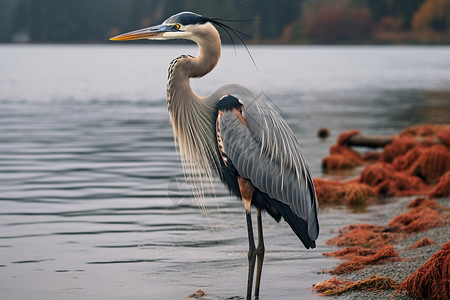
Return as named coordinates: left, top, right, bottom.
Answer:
left=0, top=45, right=449, bottom=299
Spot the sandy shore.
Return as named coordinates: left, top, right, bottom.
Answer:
left=324, top=197, right=450, bottom=300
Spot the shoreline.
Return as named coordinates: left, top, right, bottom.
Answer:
left=322, top=197, right=450, bottom=300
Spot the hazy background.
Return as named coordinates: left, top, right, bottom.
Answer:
left=1, top=0, right=449, bottom=44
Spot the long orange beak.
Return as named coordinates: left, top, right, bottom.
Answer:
left=110, top=24, right=171, bottom=41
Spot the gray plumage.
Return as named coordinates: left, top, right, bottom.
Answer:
left=216, top=89, right=319, bottom=240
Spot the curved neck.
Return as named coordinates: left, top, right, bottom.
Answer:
left=167, top=23, right=221, bottom=108
left=188, top=28, right=221, bottom=78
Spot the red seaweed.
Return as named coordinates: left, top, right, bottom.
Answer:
left=396, top=242, right=450, bottom=300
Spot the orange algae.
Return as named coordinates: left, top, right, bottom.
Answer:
left=322, top=144, right=362, bottom=169
left=326, top=198, right=447, bottom=252
left=406, top=197, right=440, bottom=209
left=392, top=145, right=424, bottom=172
left=313, top=178, right=373, bottom=206
left=326, top=223, right=395, bottom=249
left=392, top=125, right=450, bottom=183
left=312, top=277, right=352, bottom=294
left=381, top=136, right=420, bottom=163
left=316, top=125, right=450, bottom=296
left=313, top=275, right=399, bottom=295
left=408, top=237, right=437, bottom=250
left=337, top=129, right=361, bottom=145
left=396, top=242, right=450, bottom=300
left=387, top=206, right=446, bottom=233
left=188, top=290, right=207, bottom=298
left=322, top=154, right=358, bottom=170
left=317, top=125, right=450, bottom=204
left=337, top=130, right=361, bottom=145
left=321, top=130, right=363, bottom=170
left=344, top=183, right=372, bottom=206
left=383, top=123, right=449, bottom=162
left=323, top=246, right=378, bottom=260
left=429, top=170, right=450, bottom=198
left=323, top=198, right=448, bottom=278
left=359, top=162, right=427, bottom=197
left=313, top=178, right=341, bottom=205
left=437, top=126, right=450, bottom=147
left=326, top=199, right=447, bottom=249
left=361, top=151, right=381, bottom=162
left=407, top=145, right=450, bottom=183
left=325, top=245, right=401, bottom=275
left=322, top=125, right=450, bottom=173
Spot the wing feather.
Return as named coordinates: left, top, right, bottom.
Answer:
left=216, top=91, right=319, bottom=241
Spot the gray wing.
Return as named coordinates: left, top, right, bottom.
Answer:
left=214, top=85, right=319, bottom=241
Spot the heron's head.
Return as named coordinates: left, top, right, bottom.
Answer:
left=110, top=12, right=255, bottom=67
left=110, top=12, right=217, bottom=43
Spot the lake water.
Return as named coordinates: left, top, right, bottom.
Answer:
left=0, top=45, right=449, bottom=300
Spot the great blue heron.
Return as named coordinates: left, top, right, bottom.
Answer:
left=110, top=11, right=319, bottom=299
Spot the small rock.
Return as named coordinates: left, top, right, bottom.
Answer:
left=318, top=127, right=330, bottom=138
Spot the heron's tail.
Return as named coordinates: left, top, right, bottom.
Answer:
left=263, top=193, right=316, bottom=249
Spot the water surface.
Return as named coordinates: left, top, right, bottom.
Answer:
left=0, top=45, right=449, bottom=299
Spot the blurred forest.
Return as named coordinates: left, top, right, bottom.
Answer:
left=0, top=0, right=449, bottom=44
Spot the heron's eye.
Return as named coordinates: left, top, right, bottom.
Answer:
left=173, top=24, right=181, bottom=30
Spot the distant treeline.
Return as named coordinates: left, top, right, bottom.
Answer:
left=0, top=0, right=449, bottom=44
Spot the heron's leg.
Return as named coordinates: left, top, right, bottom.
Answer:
left=237, top=176, right=256, bottom=300
left=254, top=208, right=265, bottom=298
left=246, top=209, right=256, bottom=300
